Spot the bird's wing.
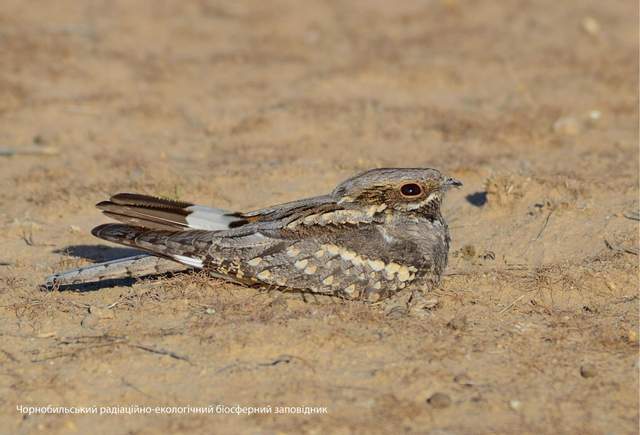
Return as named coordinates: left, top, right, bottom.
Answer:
left=95, top=193, right=343, bottom=232
left=52, top=194, right=338, bottom=287
left=96, top=193, right=246, bottom=231
left=90, top=192, right=387, bottom=273
left=241, top=195, right=338, bottom=223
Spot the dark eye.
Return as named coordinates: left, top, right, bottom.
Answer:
left=400, top=183, right=422, bottom=197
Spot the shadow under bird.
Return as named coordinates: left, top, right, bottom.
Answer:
left=45, top=168, right=462, bottom=301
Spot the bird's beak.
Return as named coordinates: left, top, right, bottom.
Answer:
left=443, top=177, right=463, bottom=188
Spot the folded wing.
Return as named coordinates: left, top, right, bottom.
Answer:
left=90, top=192, right=342, bottom=271
left=96, top=193, right=247, bottom=231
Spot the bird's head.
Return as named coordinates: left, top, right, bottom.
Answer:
left=332, top=168, right=462, bottom=217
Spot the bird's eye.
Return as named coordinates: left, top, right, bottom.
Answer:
left=400, top=183, right=422, bottom=197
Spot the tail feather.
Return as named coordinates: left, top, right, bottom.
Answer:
left=101, top=210, right=183, bottom=231
left=91, top=224, right=207, bottom=269
left=96, top=193, right=247, bottom=231
left=44, top=254, right=188, bottom=288
left=109, top=193, right=193, bottom=209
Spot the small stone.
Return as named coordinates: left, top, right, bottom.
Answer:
left=422, top=298, right=439, bottom=309
left=81, top=315, right=99, bottom=329
left=447, top=314, right=468, bottom=330
left=205, top=308, right=216, bottom=315
left=386, top=305, right=408, bottom=319
left=509, top=400, right=523, bottom=411
left=580, top=364, right=598, bottom=378
left=585, top=110, right=603, bottom=128
left=33, top=134, right=46, bottom=145
left=587, top=110, right=602, bottom=121
left=427, top=392, right=451, bottom=408
left=460, top=244, right=476, bottom=259
left=453, top=373, right=474, bottom=387
left=553, top=116, right=581, bottom=136
left=409, top=295, right=440, bottom=315
left=470, top=393, right=483, bottom=403
left=581, top=16, right=600, bottom=36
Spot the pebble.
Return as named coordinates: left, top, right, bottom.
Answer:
left=33, top=134, right=47, bottom=145
left=580, top=363, right=598, bottom=378
left=509, top=400, right=523, bottom=411
left=447, top=314, right=468, bottom=331
left=553, top=116, right=581, bottom=136
left=627, top=329, right=638, bottom=344
left=421, top=298, right=440, bottom=309
left=585, top=110, right=603, bottom=128
left=81, top=315, right=99, bottom=329
left=427, top=392, right=452, bottom=408
left=581, top=16, right=601, bottom=36
left=460, top=244, right=476, bottom=260
left=453, top=373, right=474, bottom=387
left=587, top=110, right=602, bottom=122
left=386, top=305, right=408, bottom=319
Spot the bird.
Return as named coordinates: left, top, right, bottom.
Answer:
left=50, top=168, right=462, bottom=301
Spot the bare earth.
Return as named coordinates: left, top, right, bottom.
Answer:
left=1, top=1, right=638, bottom=434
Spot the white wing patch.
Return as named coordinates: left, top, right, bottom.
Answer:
left=185, top=206, right=243, bottom=231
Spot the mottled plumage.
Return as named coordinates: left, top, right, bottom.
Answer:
left=50, top=168, right=462, bottom=301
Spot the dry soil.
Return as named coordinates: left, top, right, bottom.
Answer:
left=0, top=1, right=638, bottom=434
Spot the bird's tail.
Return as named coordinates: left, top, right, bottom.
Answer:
left=91, top=224, right=207, bottom=269
left=44, top=254, right=188, bottom=289
left=44, top=193, right=243, bottom=289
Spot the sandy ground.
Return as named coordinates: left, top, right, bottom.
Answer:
left=0, top=1, right=638, bottom=434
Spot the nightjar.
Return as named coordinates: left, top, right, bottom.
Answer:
left=89, top=168, right=462, bottom=301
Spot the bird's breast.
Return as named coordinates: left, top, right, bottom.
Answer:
left=376, top=215, right=450, bottom=273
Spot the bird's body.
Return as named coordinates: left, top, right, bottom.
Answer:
left=51, top=168, right=461, bottom=301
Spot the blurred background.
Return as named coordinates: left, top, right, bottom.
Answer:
left=2, top=0, right=636, bottom=209
left=0, top=1, right=638, bottom=434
